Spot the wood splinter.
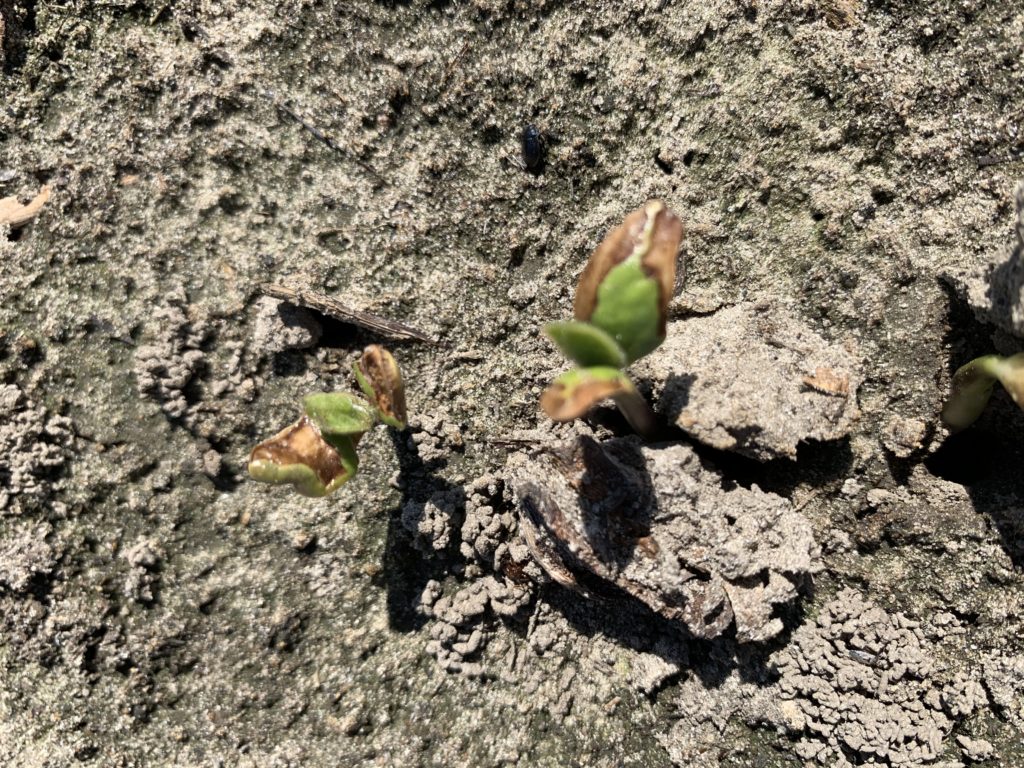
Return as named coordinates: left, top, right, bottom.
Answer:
left=259, top=283, right=438, bottom=345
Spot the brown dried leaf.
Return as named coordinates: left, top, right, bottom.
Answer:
left=540, top=375, right=631, bottom=422
left=802, top=367, right=850, bottom=396
left=249, top=415, right=358, bottom=497
left=355, top=344, right=407, bottom=428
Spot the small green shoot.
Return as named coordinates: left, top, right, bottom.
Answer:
left=941, top=352, right=1024, bottom=432
left=248, top=344, right=407, bottom=497
left=541, top=200, right=684, bottom=437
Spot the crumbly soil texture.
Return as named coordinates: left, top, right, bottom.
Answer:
left=1, top=1, right=1023, bottom=766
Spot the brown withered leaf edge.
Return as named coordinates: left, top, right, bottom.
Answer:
left=573, top=200, right=684, bottom=331
left=250, top=415, right=348, bottom=488
left=358, top=344, right=408, bottom=425
left=540, top=377, right=630, bottom=422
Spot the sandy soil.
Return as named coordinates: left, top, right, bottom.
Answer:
left=1, top=0, right=1022, bottom=766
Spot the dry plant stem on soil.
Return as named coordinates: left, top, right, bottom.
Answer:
left=259, top=283, right=437, bottom=344
left=248, top=344, right=407, bottom=497
left=541, top=200, right=683, bottom=437
left=941, top=352, right=1024, bottom=431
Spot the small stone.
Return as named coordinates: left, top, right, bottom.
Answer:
left=336, top=710, right=364, bottom=736
left=956, top=735, right=993, bottom=762
left=252, top=296, right=322, bottom=353
left=290, top=530, right=316, bottom=552
left=202, top=448, right=222, bottom=478
left=881, top=415, right=928, bottom=458
left=841, top=478, right=862, bottom=497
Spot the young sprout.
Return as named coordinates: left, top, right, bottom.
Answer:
left=248, top=345, right=407, bottom=497
left=541, top=200, right=684, bottom=437
left=941, top=352, right=1024, bottom=432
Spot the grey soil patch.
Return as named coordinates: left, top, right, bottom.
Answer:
left=637, top=303, right=861, bottom=460
left=2, top=1, right=1024, bottom=766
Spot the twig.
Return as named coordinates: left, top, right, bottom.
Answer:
left=485, top=437, right=540, bottom=447
left=977, top=151, right=1024, bottom=168
left=259, top=283, right=438, bottom=345
left=438, top=42, right=470, bottom=93
left=261, top=89, right=385, bottom=183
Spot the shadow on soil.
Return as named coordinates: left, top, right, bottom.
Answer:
left=515, top=433, right=814, bottom=682
left=925, top=281, right=1024, bottom=567
left=542, top=572, right=806, bottom=690
left=382, top=427, right=465, bottom=632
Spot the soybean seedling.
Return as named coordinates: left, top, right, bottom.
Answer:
left=541, top=200, right=684, bottom=438
left=941, top=352, right=1024, bottom=432
left=248, top=345, right=407, bottom=497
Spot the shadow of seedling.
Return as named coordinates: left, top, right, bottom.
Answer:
left=516, top=435, right=806, bottom=686
left=927, top=285, right=1024, bottom=566
left=588, top=372, right=696, bottom=443
left=516, top=437, right=655, bottom=586
left=964, top=443, right=1024, bottom=568
left=985, top=201, right=1024, bottom=333
left=576, top=437, right=656, bottom=569
left=382, top=428, right=466, bottom=632
left=645, top=371, right=695, bottom=416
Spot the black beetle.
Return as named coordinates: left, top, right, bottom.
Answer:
left=521, top=124, right=544, bottom=172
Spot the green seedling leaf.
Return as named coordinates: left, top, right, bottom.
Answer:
left=539, top=202, right=683, bottom=438
left=942, top=352, right=1024, bottom=431
left=248, top=415, right=360, bottom=497
left=541, top=366, right=659, bottom=438
left=588, top=259, right=663, bottom=364
left=574, top=200, right=683, bottom=337
left=544, top=320, right=627, bottom=368
left=302, top=392, right=377, bottom=437
left=248, top=349, right=408, bottom=499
